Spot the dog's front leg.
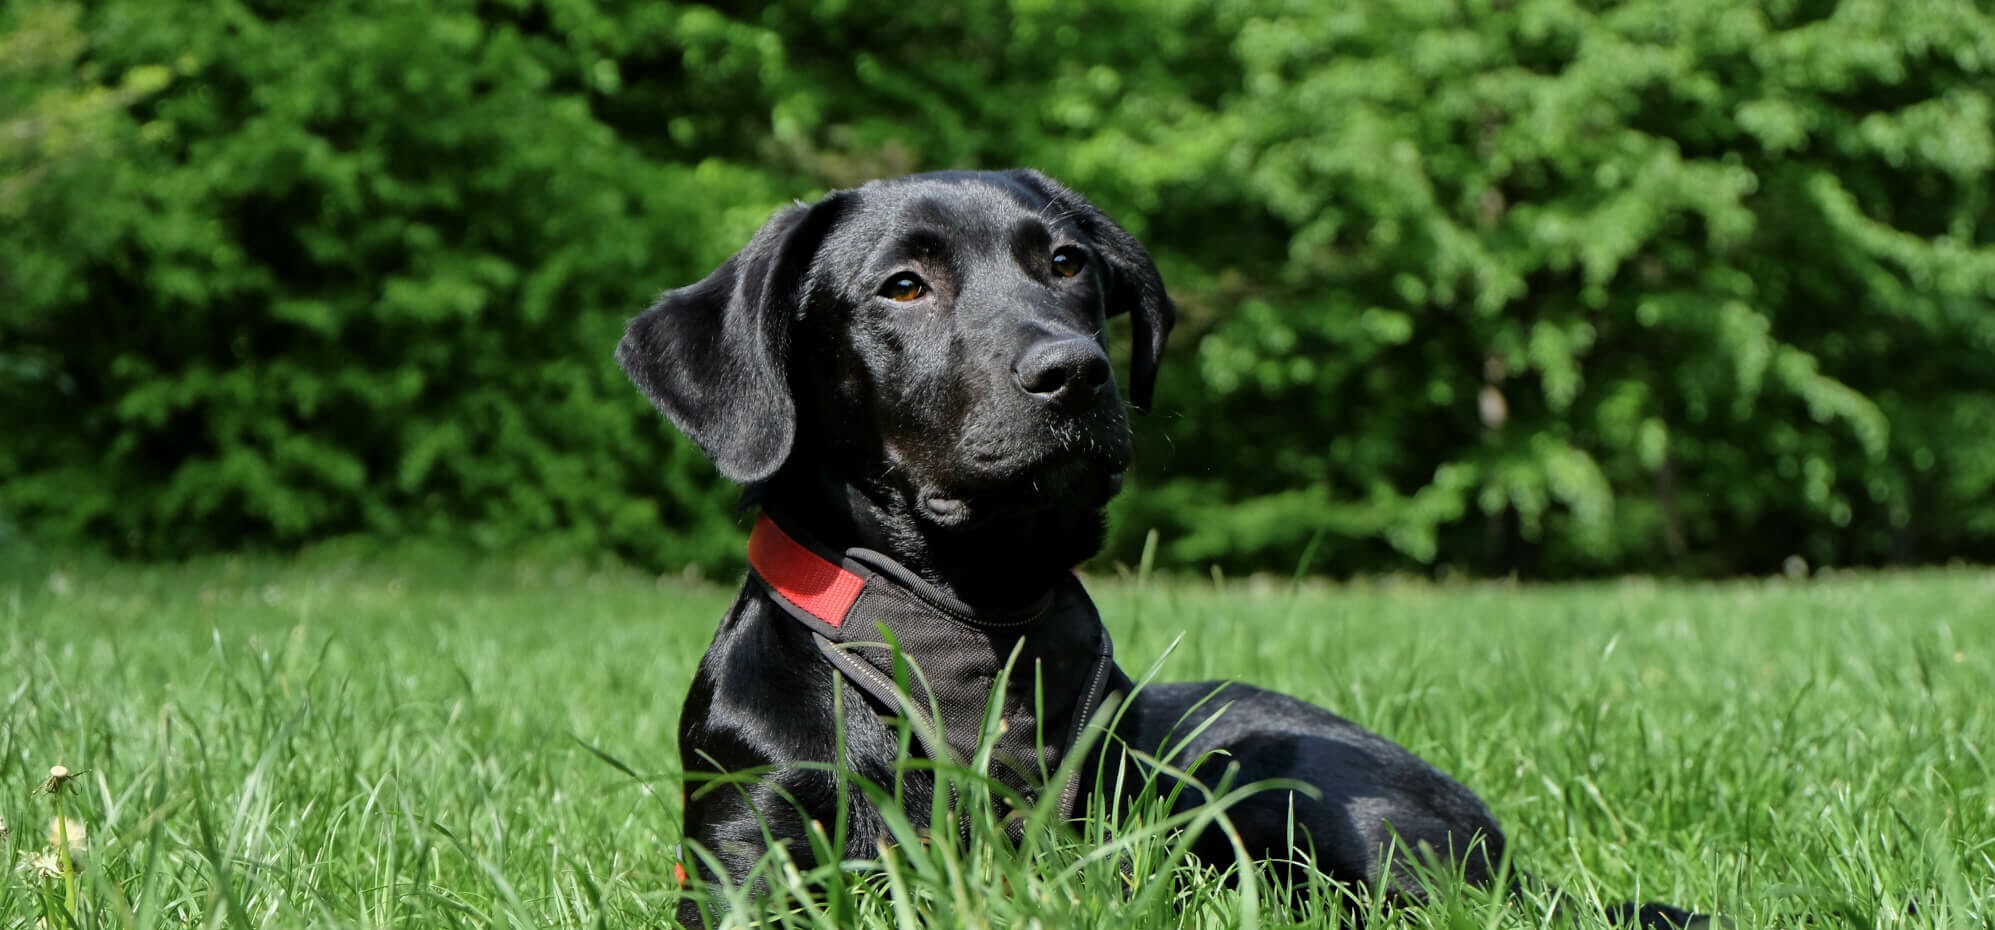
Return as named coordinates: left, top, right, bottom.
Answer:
left=673, top=595, right=916, bottom=924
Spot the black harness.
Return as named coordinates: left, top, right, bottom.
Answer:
left=747, top=511, right=1118, bottom=818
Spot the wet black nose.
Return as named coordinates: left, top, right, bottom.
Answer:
left=1013, top=338, right=1111, bottom=411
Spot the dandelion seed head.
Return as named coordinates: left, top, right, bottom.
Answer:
left=46, top=817, right=86, bottom=850
left=19, top=850, right=63, bottom=882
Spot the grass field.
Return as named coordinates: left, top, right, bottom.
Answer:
left=2, top=550, right=1990, bottom=928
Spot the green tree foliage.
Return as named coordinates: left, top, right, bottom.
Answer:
left=3, top=0, right=1992, bottom=577
left=1118, top=0, right=1995, bottom=576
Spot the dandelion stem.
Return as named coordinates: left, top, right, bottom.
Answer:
left=51, top=772, right=80, bottom=923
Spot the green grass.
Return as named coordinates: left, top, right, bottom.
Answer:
left=2, top=550, right=1991, bottom=928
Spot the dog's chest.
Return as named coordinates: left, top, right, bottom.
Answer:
left=820, top=579, right=1112, bottom=794
left=746, top=513, right=1118, bottom=814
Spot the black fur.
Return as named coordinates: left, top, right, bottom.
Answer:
left=616, top=169, right=1709, bottom=928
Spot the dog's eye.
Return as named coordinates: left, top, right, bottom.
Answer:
left=1051, top=246, right=1087, bottom=279
left=879, top=274, right=928, bottom=302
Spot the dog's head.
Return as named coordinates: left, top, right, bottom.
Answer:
left=617, top=169, right=1174, bottom=533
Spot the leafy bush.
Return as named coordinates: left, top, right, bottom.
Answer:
left=3, top=0, right=1992, bottom=576
left=1112, top=0, right=1995, bottom=577
left=1, top=0, right=786, bottom=568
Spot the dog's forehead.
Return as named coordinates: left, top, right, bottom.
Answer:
left=805, top=173, right=1061, bottom=271
left=827, top=174, right=1058, bottom=255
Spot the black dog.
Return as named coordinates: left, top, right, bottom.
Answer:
left=617, top=169, right=1707, bottom=927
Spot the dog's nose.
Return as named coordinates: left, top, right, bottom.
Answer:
left=1014, top=339, right=1112, bottom=410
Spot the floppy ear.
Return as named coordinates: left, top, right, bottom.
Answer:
left=616, top=193, right=851, bottom=484
left=1004, top=169, right=1177, bottom=412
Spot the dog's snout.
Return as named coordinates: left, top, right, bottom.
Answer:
left=1014, top=338, right=1111, bottom=410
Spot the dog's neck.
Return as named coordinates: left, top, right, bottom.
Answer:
left=759, top=468, right=1106, bottom=610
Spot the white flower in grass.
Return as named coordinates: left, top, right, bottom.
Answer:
left=46, top=816, right=86, bottom=853
left=18, top=849, right=65, bottom=882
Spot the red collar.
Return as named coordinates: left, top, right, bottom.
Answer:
left=747, top=514, right=865, bottom=628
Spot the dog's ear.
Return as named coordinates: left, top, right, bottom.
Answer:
left=616, top=193, right=851, bottom=484
left=1004, top=169, right=1177, bottom=412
